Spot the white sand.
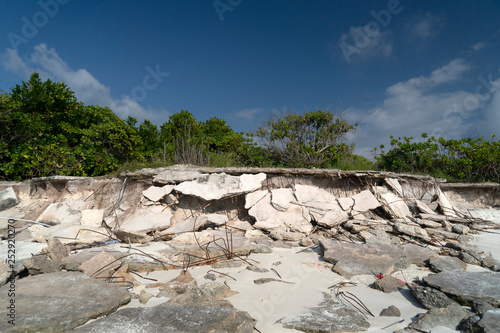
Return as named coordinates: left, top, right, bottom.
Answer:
left=470, top=208, right=500, bottom=260
left=124, top=209, right=500, bottom=332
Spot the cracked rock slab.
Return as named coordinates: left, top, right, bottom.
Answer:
left=174, top=173, right=266, bottom=201
left=319, top=237, right=409, bottom=278
left=0, top=272, right=130, bottom=332
left=72, top=300, right=255, bottom=333
left=423, top=271, right=500, bottom=306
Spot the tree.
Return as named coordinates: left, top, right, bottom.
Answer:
left=0, top=73, right=143, bottom=179
left=255, top=109, right=358, bottom=168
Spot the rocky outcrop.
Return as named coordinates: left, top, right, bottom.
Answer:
left=0, top=272, right=130, bottom=332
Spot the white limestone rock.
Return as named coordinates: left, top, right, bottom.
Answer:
left=118, top=205, right=173, bottom=233
left=142, top=185, right=175, bottom=202
left=337, top=197, right=354, bottom=211
left=249, top=193, right=310, bottom=233
left=376, top=186, right=412, bottom=218
left=80, top=209, right=104, bottom=228
left=29, top=224, right=108, bottom=246
left=351, top=190, right=381, bottom=212
left=174, top=173, right=266, bottom=201
left=270, top=188, right=295, bottom=212
left=244, top=190, right=268, bottom=209
left=294, top=184, right=337, bottom=204
left=36, top=202, right=83, bottom=225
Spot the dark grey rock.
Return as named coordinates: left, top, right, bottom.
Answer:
left=252, top=243, right=272, bottom=253
left=408, top=285, right=455, bottom=309
left=246, top=265, right=269, bottom=273
left=0, top=187, right=19, bottom=211
left=482, top=255, right=500, bottom=271
left=459, top=315, right=482, bottom=333
left=423, top=271, right=500, bottom=306
left=211, top=260, right=245, bottom=269
left=380, top=305, right=401, bottom=317
left=204, top=272, right=217, bottom=280
left=254, top=278, right=293, bottom=285
left=281, top=302, right=370, bottom=332
left=428, top=256, right=467, bottom=273
left=459, top=251, right=482, bottom=265
left=478, top=309, right=500, bottom=333
left=72, top=300, right=255, bottom=333
left=23, top=254, right=60, bottom=275
left=411, top=302, right=469, bottom=331
left=402, top=243, right=438, bottom=266
left=47, top=237, right=69, bottom=263
left=319, top=237, right=409, bottom=278
left=472, top=299, right=495, bottom=315
left=372, top=276, right=406, bottom=293
left=0, top=271, right=130, bottom=332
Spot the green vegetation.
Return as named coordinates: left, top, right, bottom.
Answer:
left=374, top=134, right=499, bottom=183
left=1, top=74, right=497, bottom=182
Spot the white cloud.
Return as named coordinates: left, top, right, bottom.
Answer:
left=472, top=41, right=488, bottom=51
left=233, top=107, right=263, bottom=121
left=346, top=59, right=499, bottom=158
left=0, top=43, right=168, bottom=124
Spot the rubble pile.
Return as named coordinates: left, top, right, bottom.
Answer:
left=0, top=165, right=499, bottom=332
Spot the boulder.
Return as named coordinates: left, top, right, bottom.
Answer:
left=478, top=309, right=500, bottom=333
left=270, top=188, right=295, bottom=211
left=376, top=186, right=412, bottom=218
left=0, top=272, right=130, bottom=332
left=294, top=184, right=337, bottom=203
left=116, top=205, right=173, bottom=233
left=244, top=190, right=268, bottom=209
left=372, top=275, right=406, bottom=293
left=319, top=238, right=409, bottom=278
left=142, top=185, right=174, bottom=202
left=174, top=172, right=266, bottom=201
left=29, top=224, right=109, bottom=246
left=36, top=201, right=83, bottom=225
left=0, top=187, right=19, bottom=211
left=394, top=222, right=430, bottom=240
left=411, top=302, right=469, bottom=331
left=47, top=237, right=69, bottom=263
left=72, top=300, right=255, bottom=333
left=351, top=190, right=381, bottom=212
left=429, top=256, right=467, bottom=273
left=280, top=296, right=370, bottom=332
left=80, top=252, right=121, bottom=279
left=423, top=271, right=500, bottom=306
left=380, top=305, right=401, bottom=317
left=23, top=254, right=60, bottom=275
left=402, top=243, right=438, bottom=265
left=408, top=285, right=455, bottom=309
left=249, top=193, right=311, bottom=233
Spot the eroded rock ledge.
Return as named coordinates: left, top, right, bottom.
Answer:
left=1, top=165, right=499, bottom=332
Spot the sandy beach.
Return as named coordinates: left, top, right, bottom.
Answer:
left=121, top=208, right=500, bottom=332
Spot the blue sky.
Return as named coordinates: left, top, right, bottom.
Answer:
left=1, top=0, right=499, bottom=157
